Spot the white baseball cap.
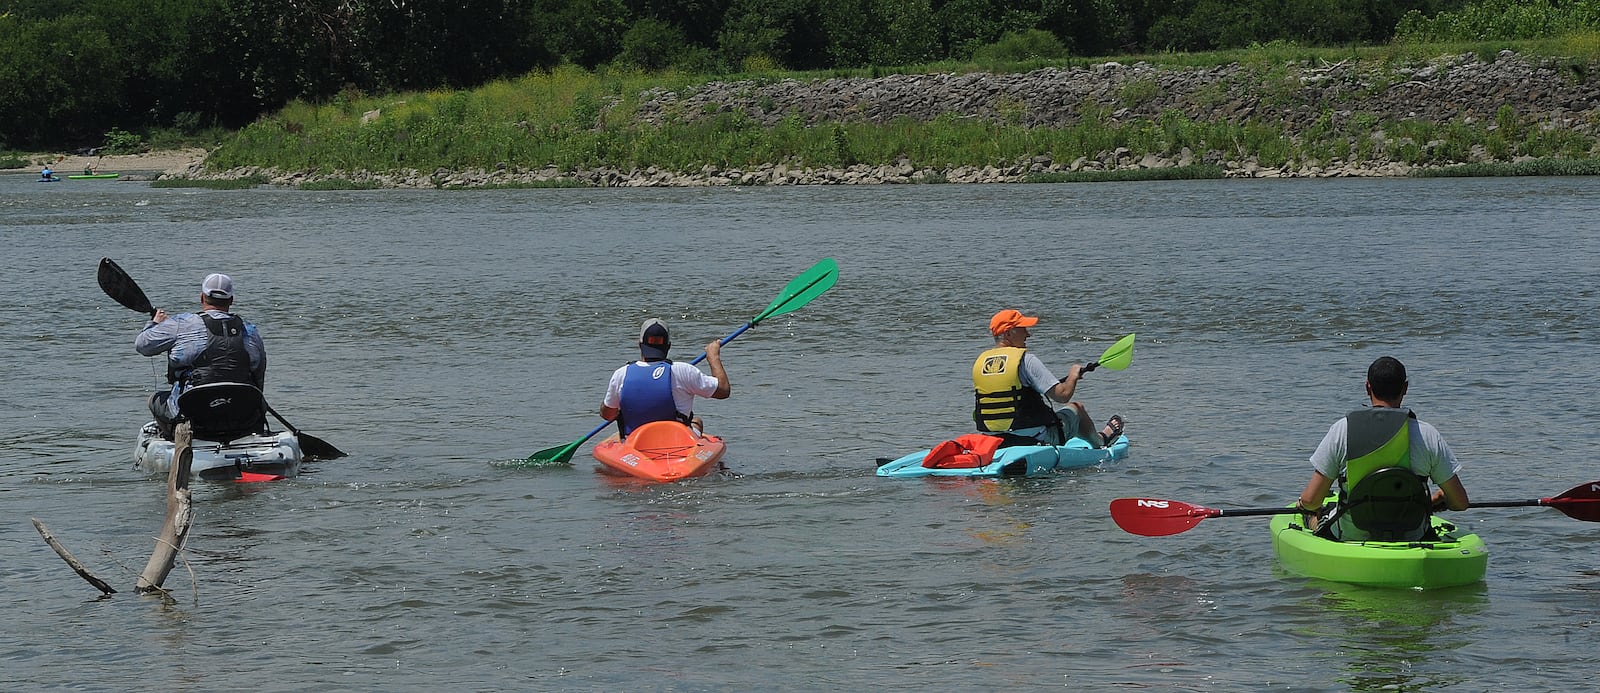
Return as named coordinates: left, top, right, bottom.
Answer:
left=202, top=273, right=234, bottom=300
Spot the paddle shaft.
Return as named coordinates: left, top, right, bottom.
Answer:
left=1470, top=498, right=1598, bottom=509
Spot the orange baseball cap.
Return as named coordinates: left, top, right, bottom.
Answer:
left=989, top=309, right=1039, bottom=335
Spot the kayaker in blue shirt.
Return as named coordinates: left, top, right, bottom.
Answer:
left=600, top=319, right=729, bottom=438
left=40, top=165, right=55, bottom=181
left=134, top=273, right=267, bottom=439
left=1296, top=356, right=1470, bottom=540
left=973, top=309, right=1123, bottom=448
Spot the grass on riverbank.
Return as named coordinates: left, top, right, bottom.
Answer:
left=204, top=35, right=1600, bottom=179
left=150, top=175, right=266, bottom=189
left=1415, top=158, right=1600, bottom=177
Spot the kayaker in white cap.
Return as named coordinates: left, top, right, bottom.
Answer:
left=974, top=309, right=1122, bottom=448
left=599, top=318, right=729, bottom=439
left=1297, top=356, right=1470, bottom=541
left=133, top=272, right=266, bottom=439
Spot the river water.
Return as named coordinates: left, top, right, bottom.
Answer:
left=2, top=173, right=1597, bottom=690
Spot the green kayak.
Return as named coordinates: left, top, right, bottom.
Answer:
left=67, top=173, right=119, bottom=179
left=1269, top=503, right=1488, bottom=589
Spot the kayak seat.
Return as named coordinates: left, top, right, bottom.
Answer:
left=176, top=383, right=269, bottom=442
left=1341, top=466, right=1433, bottom=541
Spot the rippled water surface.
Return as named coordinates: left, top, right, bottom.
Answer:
left=3, top=174, right=1598, bottom=690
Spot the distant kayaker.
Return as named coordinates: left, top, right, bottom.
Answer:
left=134, top=273, right=267, bottom=440
left=974, top=309, right=1123, bottom=448
left=40, top=165, right=54, bottom=181
left=1296, top=356, right=1470, bottom=540
left=599, top=318, right=729, bottom=438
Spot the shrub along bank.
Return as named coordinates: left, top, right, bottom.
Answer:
left=181, top=47, right=1600, bottom=188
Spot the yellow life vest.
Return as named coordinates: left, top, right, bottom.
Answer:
left=972, top=347, right=1057, bottom=432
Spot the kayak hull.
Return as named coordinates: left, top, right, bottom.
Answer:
left=876, top=434, right=1129, bottom=478
left=1269, top=505, right=1488, bottom=589
left=592, top=420, right=725, bottom=482
left=67, top=173, right=119, bottom=179
left=135, top=421, right=303, bottom=481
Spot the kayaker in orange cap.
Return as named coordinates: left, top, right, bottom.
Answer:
left=600, top=318, right=730, bottom=438
left=1296, top=356, right=1469, bottom=540
left=973, top=309, right=1122, bottom=448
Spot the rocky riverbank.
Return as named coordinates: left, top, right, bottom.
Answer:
left=174, top=49, right=1599, bottom=188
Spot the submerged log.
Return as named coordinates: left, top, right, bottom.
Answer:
left=136, top=421, right=193, bottom=593
left=30, top=518, right=117, bottom=595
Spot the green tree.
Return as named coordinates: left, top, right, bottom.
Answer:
left=0, top=13, right=123, bottom=147
left=717, top=0, right=827, bottom=69
left=536, top=0, right=633, bottom=68
left=618, top=17, right=689, bottom=70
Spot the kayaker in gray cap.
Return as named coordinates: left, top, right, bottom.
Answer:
left=134, top=272, right=266, bottom=439
left=1296, top=356, right=1469, bottom=541
left=599, top=318, right=729, bottom=438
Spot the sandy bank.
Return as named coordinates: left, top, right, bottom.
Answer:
left=11, top=148, right=208, bottom=177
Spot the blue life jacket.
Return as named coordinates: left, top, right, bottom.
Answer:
left=618, top=360, right=687, bottom=436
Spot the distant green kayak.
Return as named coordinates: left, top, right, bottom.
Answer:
left=1269, top=501, right=1488, bottom=589
left=67, top=173, right=119, bottom=179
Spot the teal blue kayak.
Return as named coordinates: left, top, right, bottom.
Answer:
left=876, top=434, right=1129, bottom=478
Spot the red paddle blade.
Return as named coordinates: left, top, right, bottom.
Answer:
left=1547, top=481, right=1600, bottom=522
left=236, top=471, right=285, bottom=483
left=1109, top=498, right=1219, bottom=536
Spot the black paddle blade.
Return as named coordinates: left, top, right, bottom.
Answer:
left=98, top=258, right=154, bottom=316
left=298, top=433, right=347, bottom=460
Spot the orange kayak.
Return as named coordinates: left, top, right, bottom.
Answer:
left=591, top=420, right=726, bottom=482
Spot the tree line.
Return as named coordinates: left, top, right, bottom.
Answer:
left=0, top=0, right=1556, bottom=150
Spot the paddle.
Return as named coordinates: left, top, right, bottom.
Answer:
left=1109, top=480, right=1600, bottom=537
left=1080, top=333, right=1135, bottom=374
left=96, top=257, right=346, bottom=459
left=524, top=257, right=841, bottom=466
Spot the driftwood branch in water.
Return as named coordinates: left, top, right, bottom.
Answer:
left=137, top=421, right=193, bottom=593
left=30, top=518, right=117, bottom=595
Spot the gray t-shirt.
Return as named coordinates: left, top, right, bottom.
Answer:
left=1309, top=410, right=1461, bottom=484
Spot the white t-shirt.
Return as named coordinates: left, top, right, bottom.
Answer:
left=603, top=361, right=721, bottom=416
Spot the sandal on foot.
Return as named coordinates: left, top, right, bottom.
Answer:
left=1100, top=414, right=1125, bottom=446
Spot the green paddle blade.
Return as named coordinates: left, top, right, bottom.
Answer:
left=752, top=258, right=838, bottom=324
left=1095, top=333, right=1135, bottom=371
left=526, top=440, right=583, bottom=465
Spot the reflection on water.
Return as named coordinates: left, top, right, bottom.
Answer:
left=1306, top=582, right=1488, bottom=691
